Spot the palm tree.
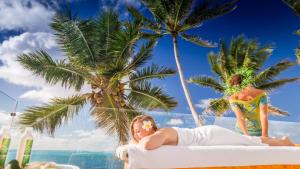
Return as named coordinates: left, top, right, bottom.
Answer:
left=17, top=9, right=177, bottom=144
left=188, top=36, right=300, bottom=116
left=282, top=0, right=300, bottom=63
left=283, top=0, right=300, bottom=16
left=126, top=0, right=239, bottom=126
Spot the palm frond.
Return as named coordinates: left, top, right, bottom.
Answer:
left=17, top=50, right=88, bottom=91
left=92, top=105, right=142, bottom=145
left=183, top=0, right=238, bottom=28
left=218, top=39, right=232, bottom=76
left=228, top=36, right=250, bottom=69
left=203, top=98, right=230, bottom=116
left=208, top=52, right=225, bottom=81
left=95, top=9, right=120, bottom=62
left=254, top=60, right=296, bottom=85
left=126, top=5, right=161, bottom=33
left=50, top=12, right=96, bottom=67
left=122, top=39, right=157, bottom=72
left=108, top=21, right=141, bottom=67
left=126, top=5, right=152, bottom=23
left=295, top=29, right=300, bottom=35
left=109, top=36, right=158, bottom=86
left=256, top=78, right=300, bottom=91
left=282, top=0, right=300, bottom=16
left=18, top=95, right=86, bottom=135
left=158, top=0, right=176, bottom=25
left=180, top=33, right=216, bottom=47
left=188, top=76, right=224, bottom=93
left=91, top=93, right=131, bottom=144
left=296, top=47, right=300, bottom=64
left=172, top=0, right=193, bottom=29
left=244, top=44, right=273, bottom=71
left=128, top=64, right=176, bottom=83
left=140, top=0, right=167, bottom=23
left=128, top=81, right=177, bottom=111
left=141, top=32, right=163, bottom=40
left=267, top=104, right=289, bottom=116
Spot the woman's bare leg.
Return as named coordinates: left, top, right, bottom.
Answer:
left=261, top=136, right=295, bottom=146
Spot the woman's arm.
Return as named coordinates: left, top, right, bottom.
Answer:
left=230, top=102, right=249, bottom=135
left=260, top=99, right=268, bottom=137
left=138, top=128, right=169, bottom=150
left=124, top=161, right=129, bottom=169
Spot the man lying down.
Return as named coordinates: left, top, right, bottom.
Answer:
left=123, top=115, right=295, bottom=168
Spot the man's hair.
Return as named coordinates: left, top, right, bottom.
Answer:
left=230, top=74, right=243, bottom=86
left=130, top=115, right=158, bottom=143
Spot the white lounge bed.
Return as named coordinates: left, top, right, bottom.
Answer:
left=116, top=144, right=300, bottom=169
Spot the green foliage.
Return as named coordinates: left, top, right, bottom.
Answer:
left=188, top=76, right=225, bottom=93
left=128, top=0, right=238, bottom=39
left=224, top=67, right=255, bottom=95
left=189, top=36, right=299, bottom=116
left=18, top=95, right=86, bottom=136
left=128, top=81, right=178, bottom=111
left=282, top=0, right=300, bottom=63
left=17, top=50, right=87, bottom=91
left=283, top=0, right=300, bottom=16
left=180, top=33, right=217, bottom=47
left=296, top=47, right=300, bottom=64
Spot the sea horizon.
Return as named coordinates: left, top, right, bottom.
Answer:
left=6, top=149, right=123, bottom=169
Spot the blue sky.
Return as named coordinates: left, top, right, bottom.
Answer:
left=0, top=0, right=300, bottom=151
left=142, top=0, right=300, bottom=122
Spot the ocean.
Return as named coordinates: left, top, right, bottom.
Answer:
left=6, top=150, right=123, bottom=169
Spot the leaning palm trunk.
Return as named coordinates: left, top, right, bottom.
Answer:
left=172, top=36, right=202, bottom=126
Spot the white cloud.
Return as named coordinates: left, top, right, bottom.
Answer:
left=0, top=0, right=55, bottom=32
left=166, top=118, right=184, bottom=126
left=0, top=112, right=12, bottom=126
left=122, top=0, right=141, bottom=8
left=35, top=128, right=117, bottom=151
left=99, top=0, right=141, bottom=19
left=19, top=84, right=88, bottom=102
left=100, top=0, right=141, bottom=8
left=6, top=128, right=117, bottom=151
left=0, top=32, right=57, bottom=86
left=0, top=32, right=90, bottom=102
left=195, top=99, right=211, bottom=109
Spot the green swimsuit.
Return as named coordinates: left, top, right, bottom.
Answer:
left=229, top=92, right=268, bottom=136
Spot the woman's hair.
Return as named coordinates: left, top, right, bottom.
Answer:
left=130, top=115, right=158, bottom=143
left=230, top=74, right=243, bottom=86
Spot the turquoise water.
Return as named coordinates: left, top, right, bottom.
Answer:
left=6, top=150, right=123, bottom=169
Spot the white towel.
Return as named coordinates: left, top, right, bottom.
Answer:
left=116, top=144, right=130, bottom=161
left=172, top=125, right=267, bottom=146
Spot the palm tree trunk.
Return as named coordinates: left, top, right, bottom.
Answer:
left=172, top=35, right=202, bottom=127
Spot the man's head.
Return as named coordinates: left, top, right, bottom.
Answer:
left=130, top=115, right=158, bottom=143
